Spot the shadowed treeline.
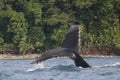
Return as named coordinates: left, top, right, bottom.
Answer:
left=0, top=0, right=120, bottom=55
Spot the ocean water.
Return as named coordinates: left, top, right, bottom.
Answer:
left=0, top=57, right=120, bottom=80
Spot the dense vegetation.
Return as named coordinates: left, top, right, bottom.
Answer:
left=0, top=0, right=120, bottom=55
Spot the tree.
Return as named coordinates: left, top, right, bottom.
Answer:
left=8, top=12, right=28, bottom=54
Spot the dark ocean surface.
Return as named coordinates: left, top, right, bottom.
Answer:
left=0, top=57, right=120, bottom=80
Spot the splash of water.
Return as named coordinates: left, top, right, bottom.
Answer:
left=26, top=63, right=44, bottom=72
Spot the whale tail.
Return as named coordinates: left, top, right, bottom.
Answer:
left=61, top=25, right=79, bottom=49
left=31, top=25, right=90, bottom=68
left=73, top=50, right=90, bottom=68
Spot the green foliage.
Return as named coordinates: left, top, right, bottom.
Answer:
left=7, top=12, right=28, bottom=54
left=0, top=0, right=120, bottom=55
left=0, top=37, right=4, bottom=44
left=73, top=0, right=97, bottom=9
left=0, top=43, right=14, bottom=54
left=29, top=27, right=45, bottom=47
left=25, top=1, right=42, bottom=26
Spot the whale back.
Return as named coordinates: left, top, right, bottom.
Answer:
left=61, top=25, right=79, bottom=49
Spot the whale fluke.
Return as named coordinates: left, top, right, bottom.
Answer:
left=31, top=48, right=90, bottom=68
left=61, top=25, right=79, bottom=49
left=31, top=48, right=75, bottom=64
left=31, top=25, right=90, bottom=68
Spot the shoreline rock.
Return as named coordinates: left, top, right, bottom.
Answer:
left=0, top=54, right=40, bottom=60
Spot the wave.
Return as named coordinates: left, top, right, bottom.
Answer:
left=104, top=62, right=120, bottom=67
left=26, top=63, right=44, bottom=72
left=26, top=61, right=120, bottom=72
left=50, top=65, right=80, bottom=71
left=94, top=62, right=120, bottom=68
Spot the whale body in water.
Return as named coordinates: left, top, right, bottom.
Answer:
left=31, top=25, right=90, bottom=68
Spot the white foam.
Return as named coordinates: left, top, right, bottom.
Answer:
left=26, top=63, right=44, bottom=72
left=94, top=62, right=120, bottom=68
left=78, top=26, right=80, bottom=47
left=104, top=62, right=120, bottom=67
left=78, top=66, right=83, bottom=68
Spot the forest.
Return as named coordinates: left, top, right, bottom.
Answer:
left=0, top=0, right=120, bottom=55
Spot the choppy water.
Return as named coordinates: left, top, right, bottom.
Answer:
left=0, top=57, right=120, bottom=80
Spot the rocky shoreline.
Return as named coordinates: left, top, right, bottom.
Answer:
left=0, top=54, right=40, bottom=59
left=0, top=53, right=119, bottom=60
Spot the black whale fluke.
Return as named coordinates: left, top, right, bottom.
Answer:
left=31, top=25, right=91, bottom=68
